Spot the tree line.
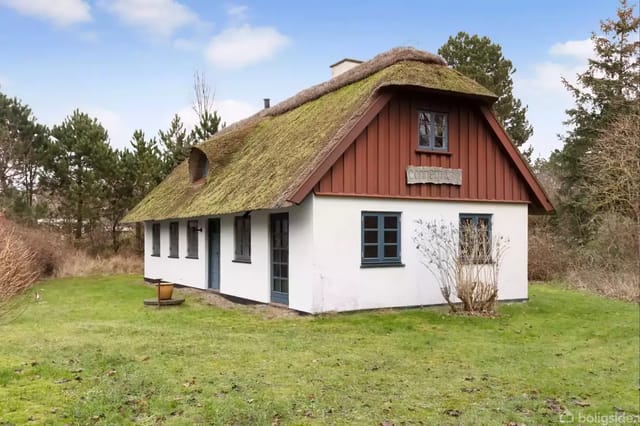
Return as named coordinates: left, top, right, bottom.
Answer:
left=3, top=1, right=636, bottom=277
left=0, top=72, right=223, bottom=252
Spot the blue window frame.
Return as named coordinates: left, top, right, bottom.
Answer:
left=151, top=223, right=160, bottom=257
left=361, top=212, right=401, bottom=265
left=418, top=110, right=448, bottom=151
left=459, top=214, right=492, bottom=263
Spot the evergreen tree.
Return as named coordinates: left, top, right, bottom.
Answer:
left=550, top=0, right=639, bottom=238
left=102, top=148, right=136, bottom=251
left=44, top=110, right=112, bottom=239
left=0, top=92, right=48, bottom=217
left=438, top=32, right=533, bottom=157
left=158, top=114, right=194, bottom=176
left=190, top=109, right=223, bottom=143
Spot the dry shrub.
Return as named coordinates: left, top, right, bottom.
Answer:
left=566, top=269, right=639, bottom=303
left=528, top=217, right=570, bottom=281
left=0, top=224, right=40, bottom=320
left=414, top=219, right=508, bottom=314
left=12, top=223, right=66, bottom=276
left=54, top=249, right=142, bottom=278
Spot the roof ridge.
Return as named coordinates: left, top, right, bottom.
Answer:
left=206, top=47, right=446, bottom=142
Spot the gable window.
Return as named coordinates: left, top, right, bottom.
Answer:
left=234, top=216, right=251, bottom=263
left=151, top=223, right=161, bottom=257
left=187, top=220, right=199, bottom=259
left=169, top=221, right=179, bottom=258
left=361, top=212, right=402, bottom=266
left=418, top=110, right=448, bottom=151
left=459, top=214, right=492, bottom=263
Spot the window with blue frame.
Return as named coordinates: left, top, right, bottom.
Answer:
left=459, top=214, right=492, bottom=263
left=418, top=110, right=448, bottom=150
left=361, top=212, right=401, bottom=265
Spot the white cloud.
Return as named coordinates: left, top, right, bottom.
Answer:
left=0, top=0, right=91, bottom=26
left=549, top=38, right=594, bottom=61
left=513, top=39, right=594, bottom=158
left=82, top=107, right=130, bottom=148
left=177, top=99, right=259, bottom=129
left=102, top=0, right=199, bottom=38
left=227, top=5, right=248, bottom=22
left=205, top=25, right=290, bottom=69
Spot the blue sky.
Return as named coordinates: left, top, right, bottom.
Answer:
left=0, top=0, right=621, bottom=158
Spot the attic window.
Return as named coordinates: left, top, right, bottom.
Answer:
left=188, top=148, right=209, bottom=184
left=418, top=111, right=448, bottom=151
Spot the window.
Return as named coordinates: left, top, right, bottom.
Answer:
left=187, top=220, right=199, bottom=258
left=418, top=110, right=448, bottom=150
left=361, top=212, right=401, bottom=265
left=151, top=223, right=160, bottom=257
left=459, top=214, right=492, bottom=263
left=169, top=221, right=179, bottom=258
left=234, top=216, right=251, bottom=262
left=188, top=148, right=209, bottom=184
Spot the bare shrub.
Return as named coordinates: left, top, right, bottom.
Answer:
left=0, top=224, right=40, bottom=320
left=413, top=220, right=509, bottom=314
left=54, top=249, right=142, bottom=278
left=566, top=269, right=639, bottom=303
left=528, top=217, right=570, bottom=281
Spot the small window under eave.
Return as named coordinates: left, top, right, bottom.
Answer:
left=188, top=147, right=209, bottom=185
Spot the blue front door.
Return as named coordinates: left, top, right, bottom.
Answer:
left=270, top=213, right=289, bottom=305
left=208, top=218, right=220, bottom=290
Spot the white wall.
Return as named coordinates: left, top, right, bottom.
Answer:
left=143, top=196, right=528, bottom=314
left=309, top=196, right=528, bottom=313
left=142, top=200, right=316, bottom=312
left=144, top=219, right=207, bottom=288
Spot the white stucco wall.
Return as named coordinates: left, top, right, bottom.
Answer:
left=309, top=196, right=528, bottom=313
left=142, top=200, right=316, bottom=312
left=143, top=196, right=528, bottom=314
left=144, top=219, right=208, bottom=288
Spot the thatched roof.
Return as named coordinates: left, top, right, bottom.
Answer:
left=123, top=47, right=497, bottom=223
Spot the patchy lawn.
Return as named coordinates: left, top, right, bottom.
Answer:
left=0, top=276, right=638, bottom=425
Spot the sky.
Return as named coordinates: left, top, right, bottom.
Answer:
left=0, top=0, right=622, bottom=159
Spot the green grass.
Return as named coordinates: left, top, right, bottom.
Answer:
left=1, top=276, right=638, bottom=425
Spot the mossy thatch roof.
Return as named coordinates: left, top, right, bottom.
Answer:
left=123, top=47, right=496, bottom=223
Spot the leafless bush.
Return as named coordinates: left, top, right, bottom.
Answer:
left=528, top=217, right=570, bottom=281
left=0, top=224, right=40, bottom=320
left=413, top=219, right=509, bottom=314
left=54, top=249, right=142, bottom=278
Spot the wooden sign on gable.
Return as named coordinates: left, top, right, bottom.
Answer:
left=406, top=166, right=462, bottom=186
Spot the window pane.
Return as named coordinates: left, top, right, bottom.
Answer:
left=281, top=265, right=288, bottom=278
left=434, top=135, right=444, bottom=148
left=383, top=215, right=397, bottom=229
left=364, top=215, right=378, bottom=229
left=281, top=279, right=288, bottom=293
left=273, top=264, right=281, bottom=278
left=364, top=230, right=377, bottom=244
left=384, top=230, right=397, bottom=244
left=384, top=244, right=398, bottom=258
left=363, top=245, right=378, bottom=258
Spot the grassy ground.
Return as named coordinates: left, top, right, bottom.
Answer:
left=0, top=276, right=638, bottom=425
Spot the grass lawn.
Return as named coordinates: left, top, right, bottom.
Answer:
left=1, top=276, right=638, bottom=425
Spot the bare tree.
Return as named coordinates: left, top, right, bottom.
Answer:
left=192, top=70, right=214, bottom=120
left=582, top=106, right=640, bottom=262
left=413, top=219, right=509, bottom=314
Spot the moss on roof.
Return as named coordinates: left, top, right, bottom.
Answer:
left=123, top=57, right=495, bottom=223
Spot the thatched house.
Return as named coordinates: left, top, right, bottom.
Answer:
left=124, top=47, right=553, bottom=313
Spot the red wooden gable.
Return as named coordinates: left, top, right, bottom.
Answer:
left=292, top=90, right=553, bottom=213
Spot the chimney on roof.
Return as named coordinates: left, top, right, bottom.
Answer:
left=263, top=98, right=270, bottom=109
left=330, top=58, right=363, bottom=78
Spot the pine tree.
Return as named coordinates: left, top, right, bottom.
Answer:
left=44, top=110, right=112, bottom=239
left=438, top=32, right=533, bottom=158
left=551, top=0, right=639, bottom=238
left=158, top=114, right=194, bottom=176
